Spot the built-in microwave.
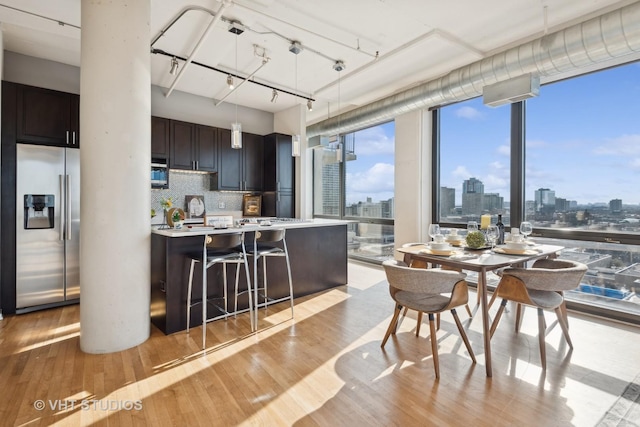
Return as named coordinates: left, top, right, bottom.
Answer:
left=151, top=158, right=168, bottom=189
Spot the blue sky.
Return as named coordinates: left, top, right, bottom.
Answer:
left=440, top=61, right=640, bottom=206
left=344, top=121, right=395, bottom=205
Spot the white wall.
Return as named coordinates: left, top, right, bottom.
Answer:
left=394, top=109, right=432, bottom=257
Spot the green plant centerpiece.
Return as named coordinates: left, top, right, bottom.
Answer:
left=465, top=230, right=486, bottom=249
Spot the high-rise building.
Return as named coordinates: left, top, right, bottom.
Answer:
left=535, top=188, right=556, bottom=213
left=462, top=178, right=484, bottom=215
left=440, top=187, right=455, bottom=217
left=463, top=177, right=484, bottom=194
left=483, top=193, right=504, bottom=213
left=610, top=199, right=622, bottom=213
left=321, top=161, right=340, bottom=215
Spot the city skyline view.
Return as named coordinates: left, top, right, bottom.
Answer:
left=440, top=61, right=640, bottom=207
left=344, top=121, right=395, bottom=205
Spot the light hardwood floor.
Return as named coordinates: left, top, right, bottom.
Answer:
left=1, top=260, right=639, bottom=426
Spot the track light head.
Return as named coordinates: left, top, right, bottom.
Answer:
left=333, top=61, right=345, bottom=72
left=226, top=75, right=234, bottom=90
left=169, top=57, right=179, bottom=75
left=228, top=21, right=245, bottom=35
left=271, top=89, right=278, bottom=103
left=289, top=41, right=303, bottom=55
left=307, top=99, right=313, bottom=111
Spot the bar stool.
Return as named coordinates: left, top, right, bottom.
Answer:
left=186, top=232, right=253, bottom=348
left=241, top=228, right=294, bottom=328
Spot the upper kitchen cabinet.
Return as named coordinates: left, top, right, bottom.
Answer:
left=16, top=83, right=80, bottom=148
left=263, top=133, right=294, bottom=193
left=151, top=116, right=170, bottom=159
left=169, top=120, right=217, bottom=172
left=216, top=129, right=263, bottom=191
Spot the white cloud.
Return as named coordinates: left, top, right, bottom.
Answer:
left=451, top=165, right=472, bottom=179
left=352, top=127, right=394, bottom=156
left=497, top=145, right=510, bottom=156
left=346, top=162, right=394, bottom=203
left=593, top=134, right=640, bottom=156
left=455, top=106, right=483, bottom=120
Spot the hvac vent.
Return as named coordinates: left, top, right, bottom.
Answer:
left=483, top=74, right=540, bottom=107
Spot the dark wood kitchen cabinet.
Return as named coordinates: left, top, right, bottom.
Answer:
left=215, top=129, right=263, bottom=191
left=15, top=83, right=80, bottom=148
left=169, top=120, right=217, bottom=172
left=151, top=116, right=170, bottom=159
left=263, top=133, right=294, bottom=217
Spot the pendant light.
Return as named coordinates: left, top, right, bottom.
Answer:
left=292, top=53, right=301, bottom=157
left=336, top=64, right=343, bottom=163
left=231, top=33, right=242, bottom=149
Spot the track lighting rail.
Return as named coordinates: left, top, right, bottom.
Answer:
left=152, top=48, right=315, bottom=103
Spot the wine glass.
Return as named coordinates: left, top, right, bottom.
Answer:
left=519, top=221, right=533, bottom=240
left=428, top=224, right=441, bottom=242
left=467, top=221, right=478, bottom=233
left=486, top=225, right=499, bottom=251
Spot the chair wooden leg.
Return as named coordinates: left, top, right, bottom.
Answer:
left=559, top=299, right=569, bottom=329
left=537, top=308, right=547, bottom=370
left=436, top=313, right=440, bottom=331
left=452, top=309, right=476, bottom=364
left=465, top=304, right=473, bottom=318
left=416, top=312, right=423, bottom=336
left=515, top=303, right=523, bottom=333
left=490, top=299, right=507, bottom=339
left=555, top=307, right=573, bottom=349
left=381, top=304, right=403, bottom=348
left=428, top=313, right=439, bottom=380
left=397, top=306, right=409, bottom=331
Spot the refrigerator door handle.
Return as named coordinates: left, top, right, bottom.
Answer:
left=59, top=175, right=65, bottom=241
left=66, top=175, right=72, bottom=240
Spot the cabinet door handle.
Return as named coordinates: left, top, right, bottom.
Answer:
left=66, top=130, right=70, bottom=145
left=72, top=131, right=76, bottom=146
left=195, top=161, right=198, bottom=170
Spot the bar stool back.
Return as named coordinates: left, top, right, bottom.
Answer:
left=187, top=232, right=254, bottom=348
left=241, top=228, right=293, bottom=328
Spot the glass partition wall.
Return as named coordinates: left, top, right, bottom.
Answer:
left=313, top=122, right=395, bottom=263
left=435, top=61, right=640, bottom=324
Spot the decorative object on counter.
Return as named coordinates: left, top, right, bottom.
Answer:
left=185, top=195, right=205, bottom=219
left=167, top=207, right=185, bottom=229
left=465, top=230, right=486, bottom=249
left=480, top=214, right=492, bottom=230
left=159, top=197, right=173, bottom=229
left=242, top=194, right=262, bottom=216
left=151, top=208, right=156, bottom=219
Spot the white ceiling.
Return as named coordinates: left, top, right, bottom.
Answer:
left=0, top=0, right=634, bottom=125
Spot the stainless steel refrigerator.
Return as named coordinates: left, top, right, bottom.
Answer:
left=16, top=144, right=80, bottom=311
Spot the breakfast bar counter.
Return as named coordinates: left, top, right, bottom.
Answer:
left=150, top=219, right=348, bottom=334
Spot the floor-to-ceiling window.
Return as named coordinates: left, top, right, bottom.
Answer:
left=435, top=61, right=640, bottom=323
left=313, top=121, right=395, bottom=263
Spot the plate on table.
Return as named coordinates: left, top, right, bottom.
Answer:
left=419, top=248, right=457, bottom=256
left=494, top=247, right=539, bottom=255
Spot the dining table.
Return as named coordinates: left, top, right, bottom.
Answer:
left=396, top=242, right=564, bottom=377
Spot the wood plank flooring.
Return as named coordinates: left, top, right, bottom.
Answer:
left=1, top=260, right=639, bottom=426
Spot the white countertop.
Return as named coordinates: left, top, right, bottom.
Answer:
left=151, top=218, right=350, bottom=237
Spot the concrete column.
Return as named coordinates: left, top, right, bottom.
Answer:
left=79, top=0, right=151, bottom=353
left=394, top=109, right=431, bottom=256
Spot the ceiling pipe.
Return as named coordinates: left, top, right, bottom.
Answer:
left=164, top=0, right=231, bottom=98
left=307, top=2, right=640, bottom=138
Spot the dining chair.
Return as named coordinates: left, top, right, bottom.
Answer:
left=489, top=258, right=587, bottom=369
left=400, top=242, right=472, bottom=334
left=381, top=259, right=476, bottom=379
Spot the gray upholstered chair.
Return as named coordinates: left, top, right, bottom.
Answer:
left=489, top=258, right=587, bottom=369
left=381, top=259, right=476, bottom=379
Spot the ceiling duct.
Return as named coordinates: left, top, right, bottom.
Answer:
left=307, top=2, right=640, bottom=138
left=483, top=73, right=540, bottom=107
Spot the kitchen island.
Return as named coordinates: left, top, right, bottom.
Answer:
left=150, top=219, right=348, bottom=334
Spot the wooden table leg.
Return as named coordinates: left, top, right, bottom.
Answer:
left=479, top=268, right=492, bottom=377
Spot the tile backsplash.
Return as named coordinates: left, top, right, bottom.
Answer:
left=151, top=170, right=244, bottom=224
